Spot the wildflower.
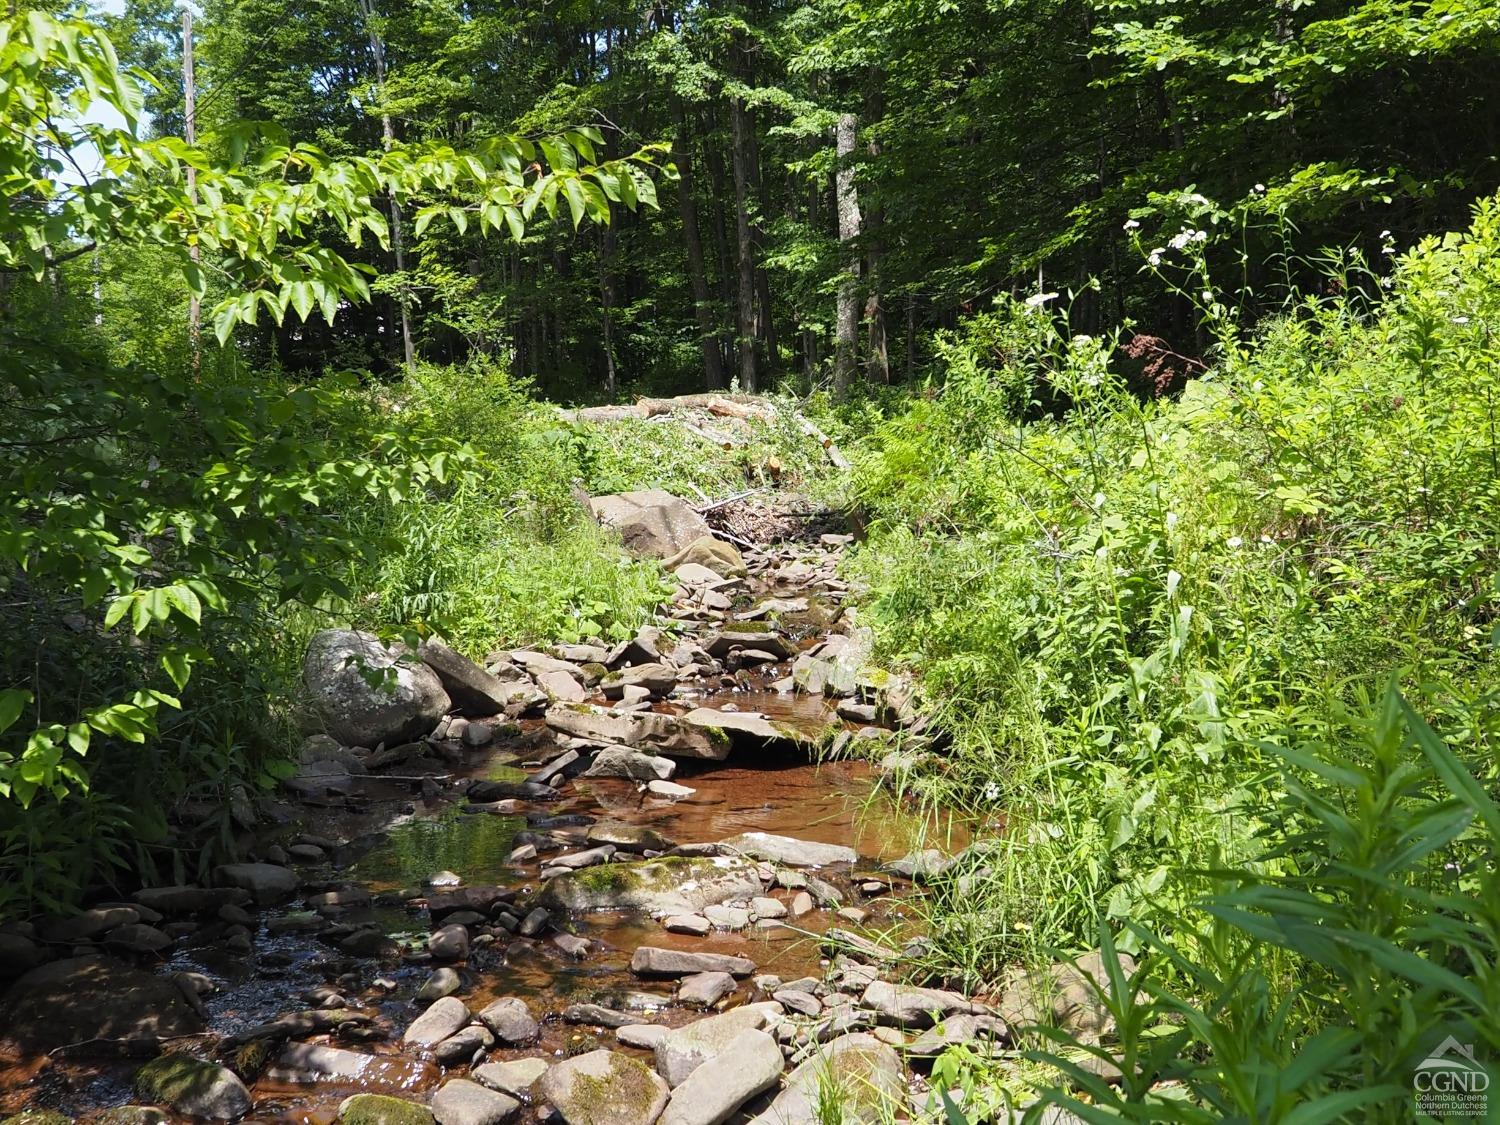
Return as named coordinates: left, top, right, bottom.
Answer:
left=1185, top=192, right=1209, bottom=206
left=1165, top=511, right=1178, bottom=531
left=1123, top=219, right=1141, bottom=231
left=1073, top=334, right=1094, bottom=346
left=1253, top=183, right=1266, bottom=193
left=1226, top=535, right=1244, bottom=548
left=983, top=782, right=1001, bottom=803
left=1453, top=316, right=1471, bottom=325
left=1092, top=492, right=1107, bottom=508
left=1025, top=291, right=1059, bottom=309
left=1148, top=249, right=1163, bottom=267
left=1201, top=290, right=1214, bottom=303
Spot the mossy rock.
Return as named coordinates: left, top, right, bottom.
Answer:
left=134, top=1054, right=251, bottom=1120
left=97, top=1108, right=167, bottom=1125
left=2, top=1109, right=74, bottom=1125
left=538, top=1050, right=669, bottom=1125
left=537, top=854, right=762, bottom=914
left=337, top=1094, right=435, bottom=1125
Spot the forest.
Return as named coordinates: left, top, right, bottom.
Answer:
left=2, top=0, right=1499, bottom=1122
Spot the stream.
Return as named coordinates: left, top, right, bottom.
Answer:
left=1, top=500, right=974, bottom=1125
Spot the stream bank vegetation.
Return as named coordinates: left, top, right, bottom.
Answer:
left=846, top=200, right=1500, bottom=1116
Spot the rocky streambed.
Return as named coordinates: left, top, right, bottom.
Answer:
left=0, top=492, right=1116, bottom=1125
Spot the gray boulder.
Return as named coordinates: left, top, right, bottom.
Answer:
left=660, top=1028, right=784, bottom=1125
left=338, top=1095, right=435, bottom=1125
left=431, top=1080, right=519, bottom=1125
left=213, top=863, right=297, bottom=905
left=589, top=491, right=713, bottom=559
left=654, top=1003, right=780, bottom=1087
left=304, top=629, right=450, bottom=747
left=582, top=748, right=677, bottom=781
left=860, top=980, right=986, bottom=1028
left=539, top=1049, right=669, bottom=1125
left=403, top=996, right=470, bottom=1048
left=134, top=1054, right=251, bottom=1121
left=472, top=1058, right=549, bottom=1099
left=477, top=997, right=539, bottom=1045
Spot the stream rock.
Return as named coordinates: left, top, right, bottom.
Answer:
left=703, top=629, right=792, bottom=662
left=403, top=996, right=470, bottom=1048
left=472, top=1058, right=549, bottom=1099
left=676, top=972, right=734, bottom=1007
left=0, top=956, right=204, bottom=1051
left=585, top=821, right=675, bottom=853
left=431, top=1080, right=520, bottom=1125
left=545, top=706, right=727, bottom=761
left=788, top=631, right=872, bottom=698
left=538, top=856, right=762, bottom=915
left=745, top=1033, right=905, bottom=1124
left=213, top=862, right=298, bottom=905
left=660, top=1028, right=784, bottom=1125
left=428, top=925, right=470, bottom=961
left=416, top=967, right=462, bottom=1001
left=477, top=998, right=539, bottom=1044
left=268, top=1044, right=438, bottom=1092
left=134, top=1055, right=252, bottom=1121
left=633, top=947, right=757, bottom=980
left=304, top=629, right=451, bottom=747
left=600, top=663, right=678, bottom=699
left=589, top=491, right=713, bottom=559
left=40, top=906, right=140, bottom=942
left=717, top=832, right=856, bottom=868
left=434, top=1024, right=495, bottom=1065
left=860, top=980, right=987, bottom=1027
left=540, top=1049, right=670, bottom=1125
left=582, top=748, right=677, bottom=781
left=339, top=1095, right=435, bottom=1125
left=653, top=1003, right=780, bottom=1087
left=682, top=709, right=819, bottom=750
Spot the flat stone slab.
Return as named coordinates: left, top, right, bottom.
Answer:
left=538, top=856, right=762, bottom=916
left=431, top=1079, right=520, bottom=1125
left=718, top=832, right=856, bottom=868
left=546, top=705, right=727, bottom=760
left=745, top=1032, right=905, bottom=1124
left=660, top=1027, right=785, bottom=1125
left=654, top=1003, right=781, bottom=1087
left=631, top=947, right=757, bottom=979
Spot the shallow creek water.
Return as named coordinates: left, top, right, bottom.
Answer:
left=4, top=525, right=967, bottom=1124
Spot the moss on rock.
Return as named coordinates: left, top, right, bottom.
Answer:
left=337, top=1094, right=435, bottom=1125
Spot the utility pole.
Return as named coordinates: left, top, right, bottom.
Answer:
left=356, top=0, right=416, bottom=371
left=182, top=6, right=201, bottom=373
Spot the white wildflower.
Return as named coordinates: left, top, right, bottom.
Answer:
left=1148, top=249, right=1163, bottom=267
left=1165, top=511, right=1178, bottom=531
left=1073, top=334, right=1094, bottom=346
left=1201, top=290, right=1214, bottom=303
left=1092, top=492, right=1107, bottom=508
left=1253, top=183, right=1266, bottom=193
left=1453, top=316, right=1470, bottom=325
left=1226, top=535, right=1244, bottom=549
left=1025, top=291, right=1059, bottom=309
left=1123, top=219, right=1141, bottom=231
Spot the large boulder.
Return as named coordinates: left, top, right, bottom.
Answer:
left=545, top=706, right=727, bottom=761
left=859, top=980, right=987, bottom=1028
left=0, top=956, right=204, bottom=1052
left=304, top=629, right=450, bottom=747
left=746, top=1033, right=905, bottom=1124
left=213, top=863, right=298, bottom=905
left=537, top=856, right=762, bottom=915
left=339, top=1095, right=435, bottom=1125
left=430, top=1080, right=519, bottom=1125
left=996, top=949, right=1136, bottom=1044
left=538, top=1050, right=669, bottom=1125
left=589, top=491, right=713, bottom=559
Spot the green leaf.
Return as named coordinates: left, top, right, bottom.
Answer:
left=0, top=690, right=33, bottom=735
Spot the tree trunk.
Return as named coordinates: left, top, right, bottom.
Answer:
left=356, top=0, right=415, bottom=371
left=729, top=95, right=759, bottom=392
left=675, top=103, right=727, bottom=389
left=861, top=87, right=890, bottom=383
left=834, top=112, right=861, bottom=398
left=599, top=219, right=618, bottom=398
left=743, top=107, right=777, bottom=374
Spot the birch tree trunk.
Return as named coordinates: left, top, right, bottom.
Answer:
left=834, top=112, right=862, bottom=398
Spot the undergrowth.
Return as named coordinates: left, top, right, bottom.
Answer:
left=846, top=197, right=1500, bottom=1115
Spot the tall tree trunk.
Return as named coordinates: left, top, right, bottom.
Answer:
left=862, top=86, right=889, bottom=384
left=834, top=112, right=862, bottom=398
left=729, top=95, right=759, bottom=392
left=675, top=102, right=727, bottom=389
left=599, top=220, right=618, bottom=398
left=182, top=9, right=200, bottom=374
